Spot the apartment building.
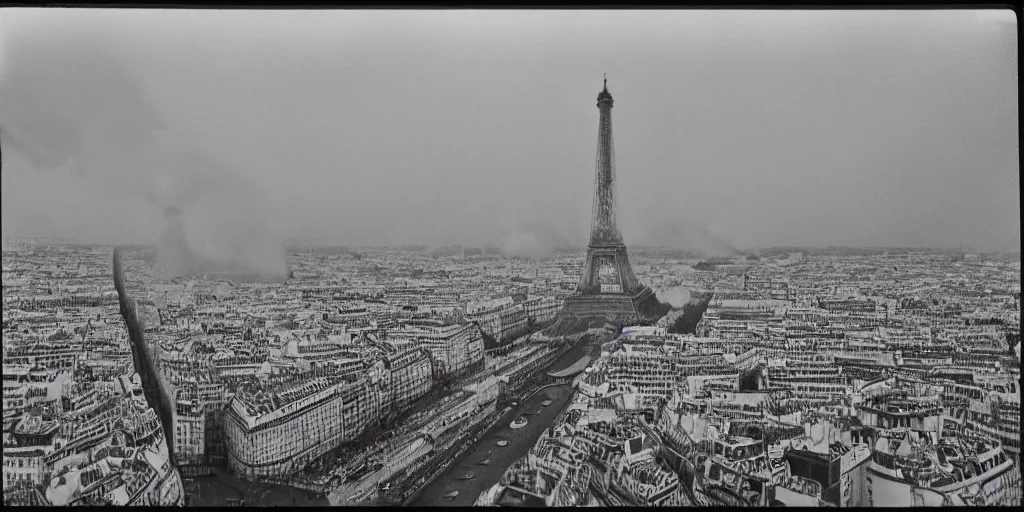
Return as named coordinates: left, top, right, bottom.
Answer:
left=224, top=377, right=368, bottom=480
left=391, top=322, right=484, bottom=380
left=466, top=297, right=529, bottom=349
left=522, top=295, right=560, bottom=326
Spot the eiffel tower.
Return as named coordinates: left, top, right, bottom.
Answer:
left=560, top=78, right=660, bottom=330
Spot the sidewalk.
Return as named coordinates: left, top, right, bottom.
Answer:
left=184, top=467, right=328, bottom=507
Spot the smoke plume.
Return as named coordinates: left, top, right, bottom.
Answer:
left=655, top=285, right=692, bottom=308
left=0, top=20, right=288, bottom=281
left=640, top=220, right=752, bottom=258
left=499, top=214, right=573, bottom=260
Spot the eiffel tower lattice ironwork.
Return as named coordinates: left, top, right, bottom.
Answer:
left=560, top=78, right=660, bottom=327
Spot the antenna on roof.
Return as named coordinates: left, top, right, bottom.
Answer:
left=603, top=74, right=607, bottom=90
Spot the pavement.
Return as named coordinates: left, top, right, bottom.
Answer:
left=407, top=384, right=574, bottom=506
left=328, top=435, right=433, bottom=505
left=184, top=469, right=328, bottom=507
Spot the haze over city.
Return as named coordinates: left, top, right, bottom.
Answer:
left=1, top=8, right=1021, bottom=509
left=1, top=9, right=1018, bottom=270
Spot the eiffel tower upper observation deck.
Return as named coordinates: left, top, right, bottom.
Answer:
left=557, top=78, right=661, bottom=331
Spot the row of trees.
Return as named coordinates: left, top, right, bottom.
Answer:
left=666, top=293, right=713, bottom=335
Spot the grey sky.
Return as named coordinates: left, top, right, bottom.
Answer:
left=0, top=9, right=1018, bottom=257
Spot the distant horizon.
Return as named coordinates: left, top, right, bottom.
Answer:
left=3, top=234, right=1019, bottom=257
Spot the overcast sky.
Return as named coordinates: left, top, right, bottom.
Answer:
left=0, top=9, right=1018, bottom=256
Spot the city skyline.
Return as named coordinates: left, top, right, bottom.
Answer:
left=5, top=238, right=1019, bottom=507
left=1, top=9, right=1019, bottom=259
left=2, top=9, right=1019, bottom=507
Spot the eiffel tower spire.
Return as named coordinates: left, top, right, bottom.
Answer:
left=591, top=77, right=619, bottom=246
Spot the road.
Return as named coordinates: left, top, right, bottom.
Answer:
left=328, top=434, right=433, bottom=505
left=184, top=469, right=328, bottom=507
left=407, top=384, right=574, bottom=506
